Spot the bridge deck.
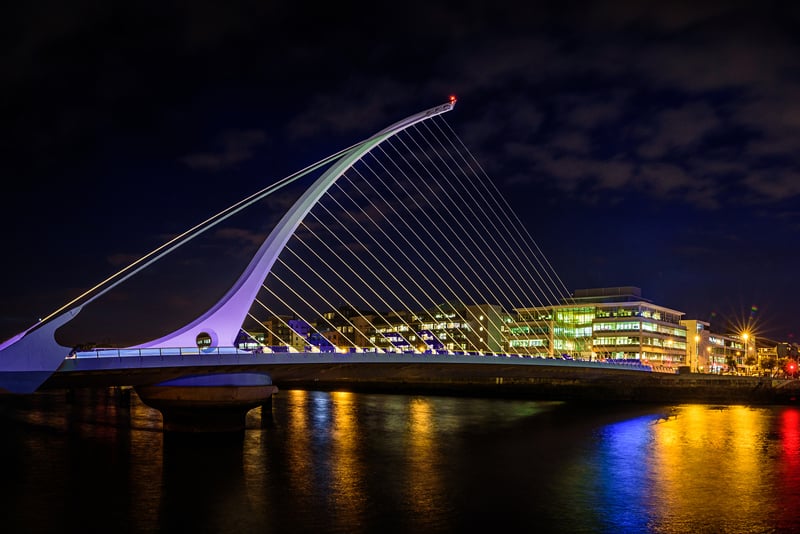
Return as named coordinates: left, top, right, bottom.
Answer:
left=45, top=349, right=651, bottom=389
left=40, top=349, right=800, bottom=405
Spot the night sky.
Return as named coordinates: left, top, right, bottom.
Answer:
left=2, top=1, right=799, bottom=346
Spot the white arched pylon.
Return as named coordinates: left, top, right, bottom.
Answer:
left=132, top=100, right=455, bottom=349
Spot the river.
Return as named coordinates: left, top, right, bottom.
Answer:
left=0, top=388, right=798, bottom=533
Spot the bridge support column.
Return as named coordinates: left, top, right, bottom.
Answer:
left=135, top=372, right=277, bottom=433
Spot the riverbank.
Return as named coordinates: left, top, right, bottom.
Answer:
left=266, top=366, right=800, bottom=405
left=43, top=354, right=800, bottom=406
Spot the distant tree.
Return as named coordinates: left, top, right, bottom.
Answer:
left=760, top=355, right=777, bottom=376
left=725, top=355, right=738, bottom=374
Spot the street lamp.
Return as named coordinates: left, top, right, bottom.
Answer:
left=742, top=332, right=751, bottom=375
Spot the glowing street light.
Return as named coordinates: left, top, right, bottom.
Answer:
left=742, top=332, right=753, bottom=374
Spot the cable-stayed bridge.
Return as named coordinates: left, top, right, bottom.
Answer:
left=0, top=99, right=660, bottom=429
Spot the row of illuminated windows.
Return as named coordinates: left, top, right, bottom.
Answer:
left=553, top=339, right=576, bottom=351
left=509, top=339, right=546, bottom=348
left=596, top=309, right=637, bottom=318
left=554, top=326, right=597, bottom=337
left=643, top=338, right=687, bottom=350
left=419, top=322, right=469, bottom=331
left=594, top=321, right=641, bottom=331
left=594, top=336, right=688, bottom=349
left=508, top=338, right=578, bottom=350
left=593, top=321, right=686, bottom=338
left=370, top=323, right=475, bottom=334
left=519, top=306, right=684, bottom=324
left=647, top=324, right=686, bottom=337
left=534, top=327, right=595, bottom=337
left=509, top=325, right=544, bottom=335
left=594, top=336, right=641, bottom=346
left=594, top=307, right=682, bottom=323
left=511, top=321, right=686, bottom=341
left=601, top=351, right=643, bottom=359
left=554, top=313, right=595, bottom=324
left=708, top=335, right=744, bottom=349
left=518, top=313, right=553, bottom=322
left=517, top=317, right=687, bottom=337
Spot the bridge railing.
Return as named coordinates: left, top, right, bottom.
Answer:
left=71, top=346, right=256, bottom=359
left=68, top=347, right=657, bottom=372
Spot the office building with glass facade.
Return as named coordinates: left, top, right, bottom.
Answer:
left=510, top=286, right=687, bottom=368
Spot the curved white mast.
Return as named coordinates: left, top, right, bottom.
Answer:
left=133, top=100, right=455, bottom=349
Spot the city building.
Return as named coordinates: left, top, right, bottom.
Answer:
left=244, top=301, right=510, bottom=354
left=369, top=301, right=509, bottom=353
left=242, top=286, right=789, bottom=375
left=682, top=319, right=749, bottom=373
left=511, top=287, right=687, bottom=369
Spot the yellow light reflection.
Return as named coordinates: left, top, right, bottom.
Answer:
left=329, top=391, right=366, bottom=529
left=128, top=397, right=164, bottom=533
left=284, top=390, right=315, bottom=504
left=242, top=408, right=270, bottom=525
left=404, top=397, right=445, bottom=524
left=648, top=405, right=777, bottom=527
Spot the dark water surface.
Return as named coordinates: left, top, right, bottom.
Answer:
left=1, top=388, right=799, bottom=533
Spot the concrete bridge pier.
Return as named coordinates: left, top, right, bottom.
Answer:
left=258, top=395, right=276, bottom=428
left=135, top=372, right=278, bottom=433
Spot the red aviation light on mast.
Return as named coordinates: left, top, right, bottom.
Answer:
left=449, top=95, right=457, bottom=105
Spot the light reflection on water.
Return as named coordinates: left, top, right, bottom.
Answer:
left=647, top=406, right=772, bottom=532
left=1, top=389, right=799, bottom=533
left=570, top=405, right=800, bottom=534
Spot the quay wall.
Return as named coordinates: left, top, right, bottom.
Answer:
left=46, top=356, right=800, bottom=405
left=265, top=363, right=800, bottom=405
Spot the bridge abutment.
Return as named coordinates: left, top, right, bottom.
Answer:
left=134, top=372, right=277, bottom=433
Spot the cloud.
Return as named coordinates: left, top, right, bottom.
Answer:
left=562, top=94, right=628, bottom=129
left=106, top=252, right=145, bottom=268
left=637, top=162, right=720, bottom=209
left=513, top=146, right=635, bottom=195
left=636, top=103, right=722, bottom=159
left=581, top=0, right=746, bottom=33
left=212, top=227, right=266, bottom=247
left=439, top=20, right=800, bottom=211
left=742, top=170, right=800, bottom=202
left=549, top=131, right=591, bottom=154
left=181, top=129, right=268, bottom=171
left=286, top=79, right=412, bottom=139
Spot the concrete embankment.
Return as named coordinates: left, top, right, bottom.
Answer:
left=264, top=363, right=800, bottom=405
left=45, top=354, right=800, bottom=405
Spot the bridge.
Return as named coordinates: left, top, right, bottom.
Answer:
left=0, top=98, right=693, bottom=430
